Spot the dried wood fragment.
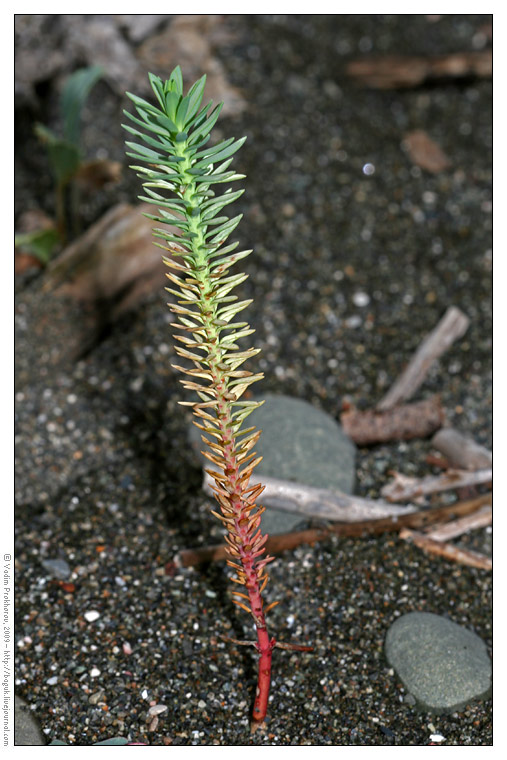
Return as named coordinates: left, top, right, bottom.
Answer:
left=341, top=395, right=444, bottom=446
left=399, top=528, right=492, bottom=570
left=422, top=505, right=491, bottom=542
left=381, top=468, right=492, bottom=503
left=431, top=428, right=492, bottom=470
left=202, top=472, right=417, bottom=522
left=346, top=50, right=491, bottom=89
left=175, top=494, right=491, bottom=567
left=403, top=130, right=451, bottom=174
left=377, top=306, right=470, bottom=411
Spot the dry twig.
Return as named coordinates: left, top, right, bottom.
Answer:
left=399, top=528, right=492, bottom=571
left=174, top=494, right=491, bottom=568
left=376, top=306, right=470, bottom=411
left=431, top=428, right=492, bottom=470
left=381, top=468, right=492, bottom=503
left=202, top=472, right=417, bottom=522
left=422, top=505, right=491, bottom=542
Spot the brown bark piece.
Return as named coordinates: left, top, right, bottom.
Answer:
left=399, top=528, right=492, bottom=570
left=137, top=16, right=245, bottom=117
left=431, top=428, right=492, bottom=471
left=44, top=202, right=168, bottom=322
left=403, top=130, right=451, bottom=174
left=16, top=203, right=172, bottom=381
left=346, top=50, right=492, bottom=89
left=341, top=395, right=444, bottom=446
left=377, top=306, right=470, bottom=411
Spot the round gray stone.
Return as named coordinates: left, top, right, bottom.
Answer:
left=15, top=695, right=46, bottom=745
left=385, top=612, right=492, bottom=714
left=189, top=393, right=356, bottom=534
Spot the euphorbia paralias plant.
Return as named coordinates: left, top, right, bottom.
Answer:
left=123, top=67, right=311, bottom=725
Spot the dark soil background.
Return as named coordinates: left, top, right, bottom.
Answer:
left=14, top=15, right=492, bottom=746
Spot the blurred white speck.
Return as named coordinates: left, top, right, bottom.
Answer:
left=141, top=689, right=150, bottom=700
left=286, top=614, right=295, bottom=628
left=130, top=377, right=144, bottom=392
left=84, top=610, right=100, bottom=623
left=46, top=676, right=58, bottom=685
left=430, top=734, right=445, bottom=743
left=352, top=292, right=370, bottom=307
left=346, top=315, right=362, bottom=329
left=362, top=163, right=375, bottom=176
left=90, top=668, right=101, bottom=678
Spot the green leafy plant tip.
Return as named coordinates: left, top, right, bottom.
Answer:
left=123, top=67, right=311, bottom=725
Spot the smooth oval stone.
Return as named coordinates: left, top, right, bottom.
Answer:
left=190, top=393, right=356, bottom=534
left=385, top=611, right=492, bottom=714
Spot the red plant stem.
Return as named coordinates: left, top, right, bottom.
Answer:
left=204, top=331, right=274, bottom=722
left=253, top=628, right=275, bottom=722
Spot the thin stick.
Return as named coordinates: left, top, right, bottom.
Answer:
left=202, top=472, right=418, bottom=521
left=175, top=494, right=491, bottom=567
left=422, top=505, right=492, bottom=542
left=399, top=528, right=492, bottom=570
left=377, top=306, right=470, bottom=411
left=431, top=428, right=492, bottom=470
left=381, top=468, right=492, bottom=502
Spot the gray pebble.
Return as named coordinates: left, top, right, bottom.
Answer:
left=40, top=558, right=71, bottom=580
left=385, top=612, right=491, bottom=714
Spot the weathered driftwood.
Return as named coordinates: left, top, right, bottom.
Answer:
left=422, top=505, right=492, bottom=542
left=431, top=428, right=492, bottom=471
left=376, top=306, right=470, bottom=411
left=341, top=395, right=444, bottom=446
left=346, top=50, right=492, bottom=89
left=174, top=494, right=491, bottom=568
left=399, top=528, right=492, bottom=571
left=202, top=472, right=417, bottom=522
left=381, top=468, right=492, bottom=503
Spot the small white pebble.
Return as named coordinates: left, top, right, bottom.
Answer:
left=141, top=689, right=149, bottom=700
left=352, top=291, right=370, bottom=307
left=46, top=676, right=58, bottom=686
left=430, top=734, right=445, bottom=743
left=198, top=700, right=206, bottom=709
left=123, top=641, right=133, bottom=655
left=90, top=668, right=101, bottom=678
left=84, top=610, right=100, bottom=623
left=362, top=162, right=375, bottom=176
left=147, top=704, right=168, bottom=717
